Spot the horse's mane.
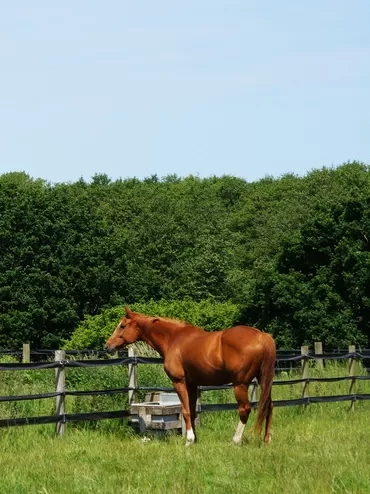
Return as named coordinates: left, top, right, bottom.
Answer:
left=137, top=313, right=197, bottom=331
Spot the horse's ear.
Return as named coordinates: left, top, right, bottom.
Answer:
left=125, top=306, right=134, bottom=318
left=152, top=318, right=159, bottom=323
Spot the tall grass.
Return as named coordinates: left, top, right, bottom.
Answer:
left=0, top=405, right=369, bottom=493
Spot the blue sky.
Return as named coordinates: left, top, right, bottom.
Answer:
left=1, top=1, right=369, bottom=184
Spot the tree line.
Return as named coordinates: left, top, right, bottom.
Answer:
left=0, top=161, right=369, bottom=349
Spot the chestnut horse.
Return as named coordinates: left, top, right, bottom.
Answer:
left=105, top=307, right=276, bottom=446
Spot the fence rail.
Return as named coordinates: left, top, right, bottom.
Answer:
left=0, top=343, right=370, bottom=433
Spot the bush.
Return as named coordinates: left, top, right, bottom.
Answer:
left=64, top=299, right=242, bottom=350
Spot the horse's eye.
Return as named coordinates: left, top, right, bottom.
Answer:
left=120, top=324, right=126, bottom=329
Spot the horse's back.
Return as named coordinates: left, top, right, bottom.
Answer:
left=175, top=325, right=269, bottom=365
left=220, top=325, right=274, bottom=376
left=222, top=325, right=268, bottom=349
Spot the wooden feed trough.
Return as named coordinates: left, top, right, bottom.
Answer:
left=130, top=392, right=200, bottom=436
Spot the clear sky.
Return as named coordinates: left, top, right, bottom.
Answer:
left=1, top=1, right=369, bottom=184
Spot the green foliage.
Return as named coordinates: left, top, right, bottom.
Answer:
left=0, top=173, right=128, bottom=348
left=64, top=299, right=242, bottom=350
left=1, top=162, right=370, bottom=349
left=241, top=162, right=370, bottom=347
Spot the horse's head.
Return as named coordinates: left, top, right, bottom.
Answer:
left=105, top=306, right=141, bottom=353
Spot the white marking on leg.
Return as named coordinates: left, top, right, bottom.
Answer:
left=185, top=428, right=195, bottom=446
left=232, top=420, right=245, bottom=444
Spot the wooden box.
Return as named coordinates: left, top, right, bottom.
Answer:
left=130, top=392, right=200, bottom=436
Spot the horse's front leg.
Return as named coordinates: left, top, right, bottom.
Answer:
left=187, top=384, right=199, bottom=439
left=172, top=380, right=195, bottom=446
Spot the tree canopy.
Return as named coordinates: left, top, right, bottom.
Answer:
left=1, top=162, right=369, bottom=349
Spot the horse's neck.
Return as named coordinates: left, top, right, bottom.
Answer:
left=138, top=320, right=178, bottom=357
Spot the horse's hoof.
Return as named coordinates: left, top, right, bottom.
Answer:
left=264, top=434, right=272, bottom=444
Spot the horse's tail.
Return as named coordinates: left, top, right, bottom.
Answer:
left=254, top=333, right=276, bottom=435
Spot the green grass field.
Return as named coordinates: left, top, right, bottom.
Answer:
left=0, top=404, right=369, bottom=494
left=0, top=356, right=369, bottom=493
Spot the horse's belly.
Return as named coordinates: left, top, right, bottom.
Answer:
left=181, top=335, right=230, bottom=385
left=186, top=367, right=231, bottom=386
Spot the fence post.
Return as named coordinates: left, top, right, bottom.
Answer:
left=128, top=347, right=138, bottom=405
left=314, top=341, right=323, bottom=371
left=196, top=387, right=201, bottom=427
left=301, top=345, right=309, bottom=402
left=348, top=344, right=356, bottom=412
left=22, top=343, right=30, bottom=364
left=250, top=378, right=258, bottom=405
left=55, top=350, right=66, bottom=436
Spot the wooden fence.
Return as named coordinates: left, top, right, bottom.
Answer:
left=0, top=343, right=369, bottom=435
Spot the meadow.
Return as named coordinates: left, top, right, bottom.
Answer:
left=0, top=355, right=369, bottom=493
left=0, top=404, right=369, bottom=494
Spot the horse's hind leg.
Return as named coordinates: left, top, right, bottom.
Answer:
left=264, top=401, right=273, bottom=444
left=232, top=384, right=251, bottom=445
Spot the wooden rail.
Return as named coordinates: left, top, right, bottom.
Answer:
left=0, top=343, right=369, bottom=435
